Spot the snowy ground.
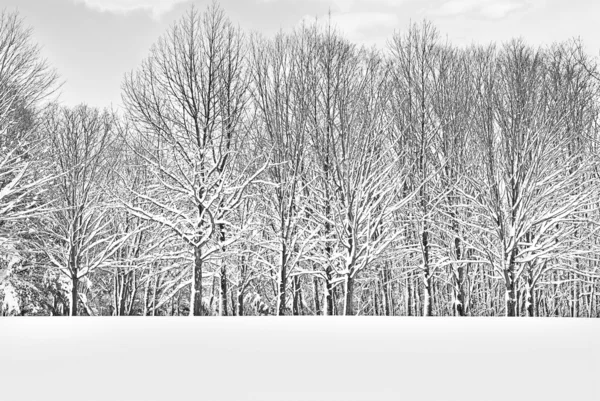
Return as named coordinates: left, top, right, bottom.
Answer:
left=0, top=318, right=598, bottom=401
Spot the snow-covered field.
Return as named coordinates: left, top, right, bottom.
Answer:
left=0, top=318, right=598, bottom=401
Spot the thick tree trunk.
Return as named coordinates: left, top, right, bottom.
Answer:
left=325, top=267, right=334, bottom=316
left=504, top=274, right=517, bottom=317
left=313, top=276, right=321, bottom=315
left=456, top=264, right=467, bottom=316
left=343, top=272, right=355, bottom=316
left=293, top=276, right=304, bottom=315
left=70, top=275, right=78, bottom=316
left=525, top=265, right=535, bottom=317
left=237, top=288, right=244, bottom=316
left=526, top=285, right=535, bottom=317
left=191, top=245, right=203, bottom=316
left=504, top=247, right=518, bottom=317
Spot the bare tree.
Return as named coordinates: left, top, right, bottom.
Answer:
left=389, top=21, right=440, bottom=316
left=0, top=9, right=58, bottom=260
left=465, top=40, right=599, bottom=316
left=39, top=105, right=133, bottom=316
left=0, top=9, right=58, bottom=315
left=121, top=3, right=264, bottom=316
left=249, top=28, right=322, bottom=315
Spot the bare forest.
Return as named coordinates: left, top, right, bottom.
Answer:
left=3, top=3, right=600, bottom=317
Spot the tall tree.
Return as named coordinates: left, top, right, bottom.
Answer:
left=466, top=41, right=599, bottom=316
left=389, top=21, right=440, bottom=316
left=122, top=3, right=264, bottom=316
left=40, top=105, right=132, bottom=316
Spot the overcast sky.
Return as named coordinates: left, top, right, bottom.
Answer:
left=3, top=0, right=600, bottom=108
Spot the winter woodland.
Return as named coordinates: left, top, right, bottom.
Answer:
left=2, top=3, right=600, bottom=317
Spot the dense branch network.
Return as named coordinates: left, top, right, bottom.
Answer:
left=1, top=4, right=600, bottom=317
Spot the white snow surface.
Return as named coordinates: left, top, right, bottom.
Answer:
left=0, top=318, right=597, bottom=401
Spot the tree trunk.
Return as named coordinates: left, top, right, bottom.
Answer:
left=526, top=285, right=535, bottom=317
left=238, top=255, right=246, bottom=316
left=191, top=245, right=203, bottom=316
left=378, top=278, right=385, bottom=316
left=276, top=243, right=287, bottom=316
left=526, top=265, right=535, bottom=317
left=343, top=272, right=355, bottom=316
left=292, top=275, right=300, bottom=316
left=455, top=261, right=467, bottom=317
left=143, top=271, right=149, bottom=316
left=313, top=276, right=321, bottom=315
left=407, top=274, right=413, bottom=316
left=70, top=275, right=78, bottom=316
left=219, top=224, right=228, bottom=316
left=325, top=267, right=334, bottom=316
left=152, top=272, right=159, bottom=316
left=422, top=227, right=433, bottom=316
left=504, top=273, right=517, bottom=317
left=380, top=266, right=390, bottom=316
left=237, top=287, right=244, bottom=316
left=220, top=263, right=228, bottom=316
left=422, top=269, right=432, bottom=317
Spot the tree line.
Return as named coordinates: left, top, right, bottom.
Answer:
left=1, top=3, right=600, bottom=316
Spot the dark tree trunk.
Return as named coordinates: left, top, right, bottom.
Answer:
left=325, top=267, right=334, bottom=316
left=422, top=228, right=433, bottom=316
left=238, top=255, right=246, bottom=316
left=219, top=224, right=228, bottom=316
left=277, top=243, right=287, bottom=316
left=292, top=276, right=300, bottom=316
left=220, top=264, right=228, bottom=316
left=504, top=247, right=519, bottom=317
left=237, top=289, right=244, bottom=316
left=192, top=245, right=203, bottom=316
left=454, top=242, right=468, bottom=317
left=313, top=276, right=321, bottom=315
left=344, top=273, right=355, bottom=316
left=70, top=275, right=78, bottom=316
left=505, top=274, right=517, bottom=317
left=526, top=264, right=535, bottom=317
left=407, top=274, right=413, bottom=316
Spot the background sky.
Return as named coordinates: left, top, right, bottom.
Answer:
left=2, top=0, right=600, bottom=109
